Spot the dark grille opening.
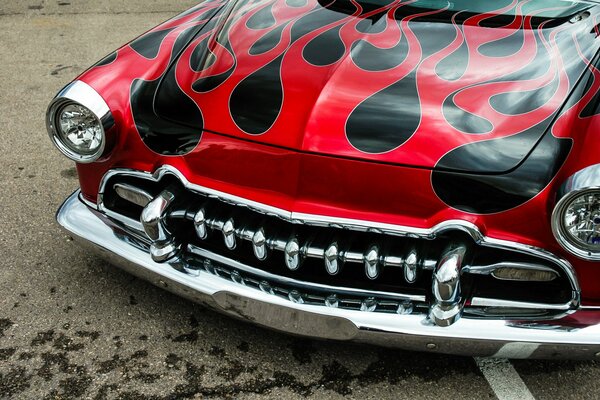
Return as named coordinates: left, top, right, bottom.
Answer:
left=181, top=215, right=434, bottom=298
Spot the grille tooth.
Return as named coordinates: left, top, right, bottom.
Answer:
left=404, top=248, right=419, bottom=284
left=231, top=270, right=245, bottom=285
left=193, top=209, right=208, bottom=240
left=288, top=290, right=304, bottom=304
left=284, top=238, right=302, bottom=271
left=203, top=259, right=217, bottom=275
left=361, top=297, right=378, bottom=312
left=222, top=218, right=236, bottom=250
left=252, top=228, right=267, bottom=260
left=259, top=281, right=274, bottom=295
left=324, top=242, right=341, bottom=275
left=397, top=301, right=414, bottom=315
left=325, top=294, right=339, bottom=308
left=364, top=245, right=381, bottom=280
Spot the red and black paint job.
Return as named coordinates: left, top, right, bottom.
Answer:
left=48, top=0, right=600, bottom=357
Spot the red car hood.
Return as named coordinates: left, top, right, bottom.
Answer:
left=143, top=0, right=600, bottom=173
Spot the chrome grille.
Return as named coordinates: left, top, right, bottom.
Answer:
left=96, top=167, right=580, bottom=325
left=191, top=202, right=434, bottom=281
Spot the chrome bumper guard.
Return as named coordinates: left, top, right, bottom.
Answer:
left=57, top=191, right=600, bottom=359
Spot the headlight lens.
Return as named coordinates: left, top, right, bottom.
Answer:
left=46, top=81, right=114, bottom=163
left=563, top=192, right=600, bottom=247
left=57, top=103, right=104, bottom=155
left=552, top=188, right=600, bottom=259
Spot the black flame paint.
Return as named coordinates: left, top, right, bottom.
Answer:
left=97, top=0, right=600, bottom=214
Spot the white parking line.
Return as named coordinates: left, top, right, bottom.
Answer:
left=475, top=357, right=536, bottom=400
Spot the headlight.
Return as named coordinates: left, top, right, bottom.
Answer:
left=47, top=81, right=114, bottom=163
left=552, top=165, right=600, bottom=260
left=57, top=103, right=104, bottom=155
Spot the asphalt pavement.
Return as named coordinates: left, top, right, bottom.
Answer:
left=0, top=1, right=599, bottom=399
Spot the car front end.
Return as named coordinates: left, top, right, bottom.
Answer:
left=47, top=0, right=600, bottom=359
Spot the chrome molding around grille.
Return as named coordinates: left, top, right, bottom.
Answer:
left=470, top=297, right=573, bottom=311
left=92, top=166, right=583, bottom=327
left=96, top=166, right=581, bottom=299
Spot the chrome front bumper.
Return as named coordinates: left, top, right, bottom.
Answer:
left=57, top=191, right=600, bottom=359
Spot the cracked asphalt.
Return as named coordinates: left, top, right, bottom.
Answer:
left=1, top=1, right=600, bottom=399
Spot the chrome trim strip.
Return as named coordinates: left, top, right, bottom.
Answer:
left=56, top=191, right=600, bottom=359
left=99, top=166, right=292, bottom=220
left=470, top=297, right=574, bottom=311
left=96, top=166, right=581, bottom=300
left=556, top=163, right=600, bottom=200
left=102, top=207, right=145, bottom=232
left=54, top=81, right=111, bottom=119
left=79, top=192, right=98, bottom=210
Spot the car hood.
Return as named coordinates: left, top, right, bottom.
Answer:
left=148, top=0, right=600, bottom=173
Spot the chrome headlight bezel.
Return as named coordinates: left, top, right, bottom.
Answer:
left=552, top=164, right=600, bottom=261
left=46, top=81, right=114, bottom=163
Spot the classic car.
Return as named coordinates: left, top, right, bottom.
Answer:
left=47, top=0, right=600, bottom=358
